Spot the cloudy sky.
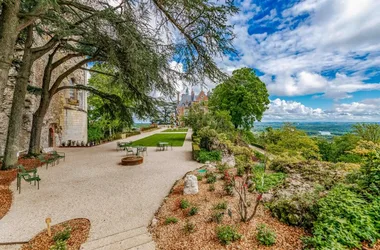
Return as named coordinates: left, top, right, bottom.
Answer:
left=207, top=0, right=380, bottom=122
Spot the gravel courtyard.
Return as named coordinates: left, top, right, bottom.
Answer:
left=0, top=128, right=200, bottom=244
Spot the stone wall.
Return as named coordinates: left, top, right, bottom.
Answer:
left=0, top=35, right=88, bottom=154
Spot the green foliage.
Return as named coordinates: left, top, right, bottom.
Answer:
left=53, top=227, right=71, bottom=242
left=251, top=164, right=286, bottom=193
left=240, top=130, right=257, bottom=145
left=214, top=201, right=228, bottom=210
left=165, top=217, right=178, bottom=225
left=270, top=191, right=319, bottom=228
left=256, top=224, right=276, bottom=246
left=353, top=123, right=380, bottom=142
left=206, top=174, right=217, bottom=184
left=317, top=134, right=361, bottom=163
left=209, top=68, right=270, bottom=130
left=303, top=185, right=380, bottom=249
left=216, top=225, right=242, bottom=245
left=192, top=143, right=201, bottom=161
left=211, top=211, right=224, bottom=224
left=216, top=163, right=229, bottom=173
left=49, top=240, right=66, bottom=250
left=263, top=124, right=320, bottom=160
left=198, top=150, right=222, bottom=163
left=196, top=175, right=203, bottom=181
left=180, top=199, right=190, bottom=209
left=188, top=206, right=199, bottom=216
left=183, top=221, right=195, bottom=234
left=87, top=64, right=134, bottom=142
left=198, top=127, right=219, bottom=151
left=162, top=128, right=188, bottom=132
left=87, top=125, right=104, bottom=142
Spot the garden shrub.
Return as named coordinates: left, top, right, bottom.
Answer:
left=207, top=175, right=217, bottom=184
left=256, top=224, right=276, bottom=246
left=254, top=151, right=265, bottom=162
left=196, top=175, right=203, bottom=181
left=214, top=201, right=228, bottom=210
left=180, top=199, right=190, bottom=209
left=183, top=221, right=195, bottom=234
left=211, top=211, right=224, bottom=224
left=53, top=227, right=71, bottom=242
left=198, top=149, right=222, bottom=163
left=208, top=184, right=215, bottom=191
left=50, top=240, right=66, bottom=250
left=216, top=225, right=242, bottom=245
left=192, top=135, right=200, bottom=144
left=217, top=163, right=229, bottom=173
left=192, top=143, right=200, bottom=161
left=303, top=184, right=380, bottom=249
left=165, top=217, right=178, bottom=224
left=269, top=191, right=319, bottom=228
left=188, top=206, right=199, bottom=216
left=197, top=127, right=218, bottom=151
left=206, top=172, right=217, bottom=183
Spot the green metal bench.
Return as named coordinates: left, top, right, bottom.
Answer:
left=49, top=151, right=65, bottom=164
left=136, top=146, right=147, bottom=156
left=17, top=165, right=41, bottom=194
left=125, top=146, right=135, bottom=155
left=37, top=154, right=56, bottom=169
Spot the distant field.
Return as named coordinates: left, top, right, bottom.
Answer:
left=162, top=128, right=188, bottom=133
left=252, top=122, right=360, bottom=136
left=131, top=133, right=186, bottom=147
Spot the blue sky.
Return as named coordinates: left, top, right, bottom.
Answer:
left=206, top=0, right=380, bottom=122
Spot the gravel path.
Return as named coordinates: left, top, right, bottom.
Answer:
left=0, top=128, right=201, bottom=243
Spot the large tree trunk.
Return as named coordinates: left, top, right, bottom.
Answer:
left=28, top=97, right=51, bottom=154
left=0, top=0, right=21, bottom=107
left=2, top=26, right=33, bottom=169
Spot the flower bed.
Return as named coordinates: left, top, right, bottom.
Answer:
left=21, top=218, right=90, bottom=250
left=150, top=166, right=306, bottom=249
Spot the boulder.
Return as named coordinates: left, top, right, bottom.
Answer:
left=221, top=153, right=236, bottom=167
left=183, top=174, right=199, bottom=195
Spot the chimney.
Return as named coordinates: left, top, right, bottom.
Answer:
left=177, top=91, right=180, bottom=104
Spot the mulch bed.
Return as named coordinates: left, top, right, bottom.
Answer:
left=0, top=156, right=51, bottom=220
left=21, top=218, right=91, bottom=250
left=150, top=168, right=307, bottom=250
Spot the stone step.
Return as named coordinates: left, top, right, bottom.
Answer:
left=96, top=233, right=154, bottom=250
left=81, top=226, right=154, bottom=250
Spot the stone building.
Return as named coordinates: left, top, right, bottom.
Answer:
left=176, top=88, right=209, bottom=120
left=0, top=37, right=88, bottom=154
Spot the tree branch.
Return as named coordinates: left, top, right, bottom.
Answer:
left=80, top=67, right=117, bottom=77
left=49, top=57, right=98, bottom=95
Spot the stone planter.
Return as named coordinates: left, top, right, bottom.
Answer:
left=121, top=156, right=143, bottom=166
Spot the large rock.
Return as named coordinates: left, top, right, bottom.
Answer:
left=221, top=153, right=236, bottom=167
left=183, top=174, right=198, bottom=195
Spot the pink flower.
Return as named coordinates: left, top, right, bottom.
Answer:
left=257, top=194, right=263, bottom=201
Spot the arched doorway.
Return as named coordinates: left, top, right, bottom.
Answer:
left=49, top=127, right=54, bottom=147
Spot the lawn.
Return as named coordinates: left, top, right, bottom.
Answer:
left=131, top=133, right=187, bottom=147
left=162, top=128, right=188, bottom=133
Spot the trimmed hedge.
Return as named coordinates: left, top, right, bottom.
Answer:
left=140, top=124, right=158, bottom=132
left=123, top=131, right=141, bottom=138
left=192, top=143, right=200, bottom=161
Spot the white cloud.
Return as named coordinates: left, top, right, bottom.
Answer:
left=215, top=0, right=380, bottom=100
left=264, top=98, right=380, bottom=121
left=264, top=71, right=380, bottom=99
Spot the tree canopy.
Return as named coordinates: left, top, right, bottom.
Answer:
left=209, top=68, right=270, bottom=130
